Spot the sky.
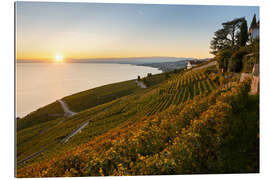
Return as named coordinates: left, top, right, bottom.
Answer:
left=16, top=2, right=259, bottom=61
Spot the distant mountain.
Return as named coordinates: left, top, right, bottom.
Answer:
left=66, top=57, right=196, bottom=64
left=136, top=58, right=211, bottom=72
left=17, top=57, right=196, bottom=64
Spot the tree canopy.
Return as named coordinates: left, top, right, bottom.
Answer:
left=238, top=19, right=249, bottom=47
left=210, top=17, right=245, bottom=55
left=250, top=14, right=257, bottom=29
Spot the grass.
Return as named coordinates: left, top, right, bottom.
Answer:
left=17, top=72, right=167, bottom=131
left=17, top=101, right=64, bottom=130
left=62, top=79, right=142, bottom=112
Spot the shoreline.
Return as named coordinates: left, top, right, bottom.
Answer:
left=16, top=61, right=188, bottom=73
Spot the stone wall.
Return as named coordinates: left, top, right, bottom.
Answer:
left=250, top=75, right=259, bottom=95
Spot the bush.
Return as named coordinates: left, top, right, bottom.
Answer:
left=216, top=49, right=233, bottom=72
left=228, top=48, right=248, bottom=72
left=243, top=56, right=256, bottom=73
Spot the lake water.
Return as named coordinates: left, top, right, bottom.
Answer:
left=16, top=63, right=162, bottom=118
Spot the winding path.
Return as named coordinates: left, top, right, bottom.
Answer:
left=61, top=121, right=89, bottom=143
left=57, top=99, right=77, bottom=117
left=17, top=100, right=77, bottom=165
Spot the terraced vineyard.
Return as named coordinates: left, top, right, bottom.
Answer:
left=142, top=69, right=219, bottom=116
left=16, top=71, right=168, bottom=166
left=17, top=66, right=218, bottom=167
left=16, top=63, right=259, bottom=177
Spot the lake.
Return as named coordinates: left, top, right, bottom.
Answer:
left=16, top=62, right=162, bottom=118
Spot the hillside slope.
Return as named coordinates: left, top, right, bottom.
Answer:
left=16, top=63, right=259, bottom=177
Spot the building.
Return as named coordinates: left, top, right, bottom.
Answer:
left=187, top=61, right=192, bottom=70
left=186, top=60, right=203, bottom=70
left=249, top=17, right=259, bottom=41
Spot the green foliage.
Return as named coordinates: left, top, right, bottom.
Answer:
left=221, top=17, right=245, bottom=48
left=210, top=16, right=259, bottom=73
left=210, top=28, right=231, bottom=55
left=216, top=48, right=233, bottom=71
left=140, top=73, right=168, bottom=87
left=17, top=80, right=259, bottom=177
left=16, top=62, right=258, bottom=177
left=228, top=48, right=248, bottom=72
left=243, top=57, right=254, bottom=73
left=17, top=101, right=64, bottom=130
left=252, top=38, right=259, bottom=63
left=210, top=17, right=245, bottom=55
left=250, top=14, right=257, bottom=30
left=242, top=38, right=259, bottom=72
left=16, top=66, right=218, bottom=170
left=238, top=19, right=249, bottom=47
left=62, top=80, right=141, bottom=112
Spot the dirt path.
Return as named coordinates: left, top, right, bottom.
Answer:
left=17, top=147, right=50, bottom=165
left=135, top=80, right=147, bottom=88
left=57, top=100, right=76, bottom=117
left=61, top=121, right=89, bottom=143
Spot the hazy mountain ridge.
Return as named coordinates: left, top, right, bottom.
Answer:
left=17, top=57, right=197, bottom=64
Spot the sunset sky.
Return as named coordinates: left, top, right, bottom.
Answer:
left=16, top=2, right=259, bottom=61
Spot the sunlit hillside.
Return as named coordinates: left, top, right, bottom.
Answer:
left=16, top=62, right=259, bottom=177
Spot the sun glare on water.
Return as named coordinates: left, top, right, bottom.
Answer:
left=55, top=54, right=63, bottom=62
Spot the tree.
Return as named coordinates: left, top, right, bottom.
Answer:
left=238, top=19, right=249, bottom=47
left=222, top=17, right=245, bottom=48
left=228, top=48, right=248, bottom=72
left=210, top=28, right=231, bottom=55
left=216, top=48, right=233, bottom=72
left=250, top=14, right=257, bottom=29
left=252, top=38, right=259, bottom=63
left=210, top=17, right=245, bottom=55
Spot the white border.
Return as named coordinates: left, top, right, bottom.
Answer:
left=1, top=0, right=269, bottom=180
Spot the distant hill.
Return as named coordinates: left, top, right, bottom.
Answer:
left=67, top=57, right=195, bottom=64
left=17, top=57, right=197, bottom=64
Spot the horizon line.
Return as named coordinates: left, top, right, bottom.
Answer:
left=16, top=56, right=212, bottom=61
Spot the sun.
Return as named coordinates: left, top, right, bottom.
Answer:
left=55, top=54, right=63, bottom=62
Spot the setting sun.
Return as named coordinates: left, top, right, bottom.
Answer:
left=55, top=54, right=63, bottom=62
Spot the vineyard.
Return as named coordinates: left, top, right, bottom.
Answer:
left=142, top=69, right=219, bottom=116
left=16, top=64, right=259, bottom=177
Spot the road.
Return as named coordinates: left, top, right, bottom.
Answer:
left=17, top=147, right=50, bottom=165
left=61, top=121, right=89, bottom=143
left=57, top=99, right=77, bottom=117
left=187, top=61, right=217, bottom=73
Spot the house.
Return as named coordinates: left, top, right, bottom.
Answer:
left=186, top=60, right=203, bottom=70
left=249, top=17, right=259, bottom=41
left=187, top=61, right=192, bottom=70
